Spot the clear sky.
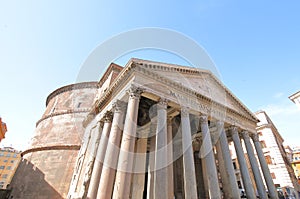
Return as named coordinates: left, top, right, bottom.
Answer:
left=0, top=1, right=300, bottom=151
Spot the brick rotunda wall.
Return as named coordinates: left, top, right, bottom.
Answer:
left=10, top=82, right=98, bottom=199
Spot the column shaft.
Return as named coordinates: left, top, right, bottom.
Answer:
left=201, top=158, right=209, bottom=199
left=242, top=131, right=268, bottom=199
left=217, top=124, right=240, bottom=199
left=67, top=120, right=100, bottom=197
left=87, top=112, right=112, bottom=199
left=147, top=134, right=156, bottom=199
left=181, top=108, right=198, bottom=199
left=131, top=138, right=148, bottom=199
left=252, top=134, right=278, bottom=199
left=199, top=116, right=221, bottom=199
left=82, top=121, right=103, bottom=197
left=112, top=86, right=143, bottom=199
left=154, top=99, right=168, bottom=199
left=230, top=127, right=256, bottom=199
left=97, top=100, right=126, bottom=199
left=167, top=118, right=174, bottom=199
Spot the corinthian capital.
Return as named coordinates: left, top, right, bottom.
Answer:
left=127, top=85, right=144, bottom=99
left=241, top=131, right=250, bottom=140
left=112, top=100, right=127, bottom=113
left=181, top=107, right=190, bottom=117
left=216, top=121, right=224, bottom=130
left=228, top=126, right=238, bottom=136
left=250, top=133, right=260, bottom=142
left=157, top=98, right=168, bottom=109
left=103, top=111, right=113, bottom=123
left=199, top=115, right=208, bottom=124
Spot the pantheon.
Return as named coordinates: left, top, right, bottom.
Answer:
left=11, top=58, right=279, bottom=199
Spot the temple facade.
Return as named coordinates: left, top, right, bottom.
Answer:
left=67, top=58, right=279, bottom=199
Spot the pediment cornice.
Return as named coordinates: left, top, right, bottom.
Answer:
left=89, top=59, right=258, bottom=131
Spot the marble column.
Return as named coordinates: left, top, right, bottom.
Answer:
left=82, top=121, right=104, bottom=197
left=251, top=133, right=278, bottom=199
left=242, top=131, right=268, bottom=199
left=87, top=111, right=113, bottom=199
left=181, top=107, right=198, bottom=199
left=96, top=100, right=126, bottom=199
left=230, top=127, right=256, bottom=199
left=67, top=120, right=101, bottom=198
left=199, top=116, right=221, bottom=199
left=131, top=137, right=148, bottom=199
left=167, top=117, right=174, bottom=199
left=154, top=99, right=168, bottom=199
left=147, top=133, right=156, bottom=199
left=215, top=121, right=240, bottom=199
left=112, top=86, right=143, bottom=199
left=201, top=158, right=209, bottom=199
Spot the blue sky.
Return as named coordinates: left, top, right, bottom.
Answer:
left=0, top=1, right=300, bottom=150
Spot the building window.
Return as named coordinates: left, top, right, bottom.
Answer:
left=3, top=160, right=7, bottom=163
left=2, top=174, right=8, bottom=179
left=271, top=172, right=276, bottom=179
left=13, top=154, right=17, bottom=158
left=6, top=154, right=11, bottom=157
left=0, top=153, right=3, bottom=157
left=0, top=166, right=5, bottom=170
left=6, top=166, right=11, bottom=170
left=0, top=182, right=4, bottom=185
left=233, top=161, right=237, bottom=170
left=0, top=185, right=3, bottom=188
left=10, top=160, right=14, bottom=163
left=265, top=155, right=272, bottom=164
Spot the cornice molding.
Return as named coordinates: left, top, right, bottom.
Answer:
left=98, top=63, right=123, bottom=88
left=21, top=144, right=80, bottom=157
left=46, top=82, right=99, bottom=106
left=36, top=109, right=90, bottom=127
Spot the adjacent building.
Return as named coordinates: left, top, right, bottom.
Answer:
left=0, top=147, right=21, bottom=189
left=289, top=91, right=300, bottom=108
left=289, top=90, right=300, bottom=186
left=292, top=147, right=300, bottom=185
left=0, top=118, right=7, bottom=142
left=255, top=110, right=300, bottom=197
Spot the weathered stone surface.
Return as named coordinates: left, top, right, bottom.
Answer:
left=10, top=82, right=98, bottom=199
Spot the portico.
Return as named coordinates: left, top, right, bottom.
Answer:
left=67, top=59, right=278, bottom=199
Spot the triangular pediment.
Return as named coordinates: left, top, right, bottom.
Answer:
left=130, top=58, right=257, bottom=122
